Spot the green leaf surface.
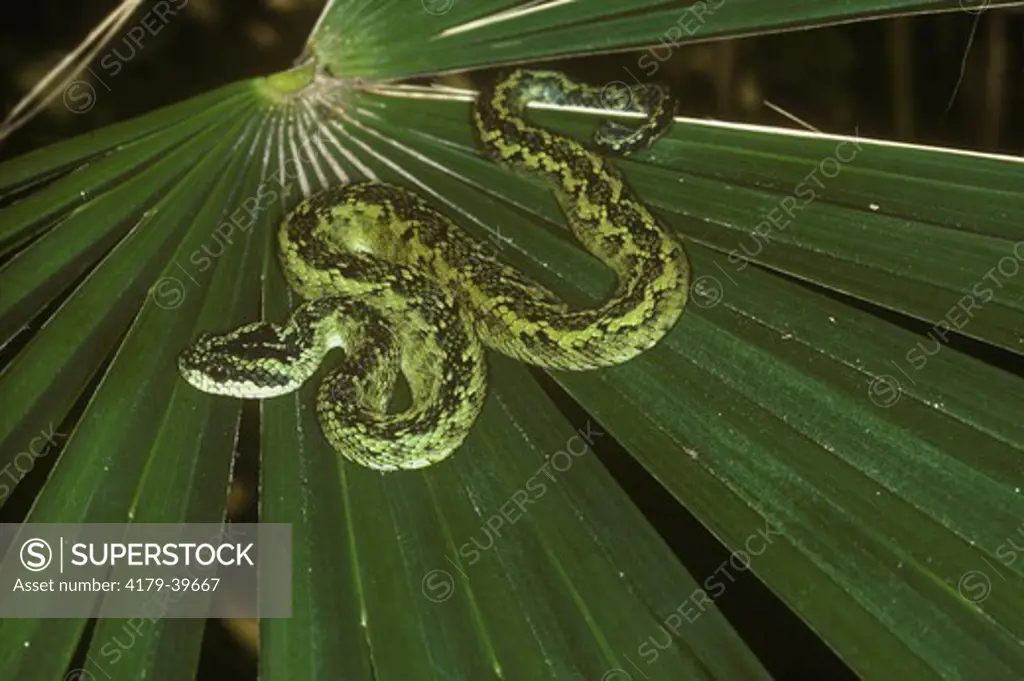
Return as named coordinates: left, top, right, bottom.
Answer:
left=0, top=106, right=266, bottom=680
left=345, top=88, right=1024, bottom=355
left=313, top=0, right=1024, bottom=78
left=0, top=83, right=255, bottom=193
left=0, top=80, right=768, bottom=681
left=78, top=114, right=275, bottom=681
left=313, top=87, right=1024, bottom=678
left=252, top=101, right=769, bottom=681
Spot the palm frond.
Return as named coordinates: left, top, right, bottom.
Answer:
left=1, top=2, right=1021, bottom=680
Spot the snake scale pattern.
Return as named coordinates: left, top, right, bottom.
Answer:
left=178, top=69, right=690, bottom=471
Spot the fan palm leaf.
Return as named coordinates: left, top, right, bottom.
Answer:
left=0, top=1, right=1021, bottom=680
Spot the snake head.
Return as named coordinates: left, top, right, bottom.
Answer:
left=177, top=322, right=309, bottom=399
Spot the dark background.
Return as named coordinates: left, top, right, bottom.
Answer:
left=1, top=1, right=1021, bottom=680
left=2, top=1, right=1021, bottom=158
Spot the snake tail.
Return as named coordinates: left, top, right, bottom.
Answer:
left=468, top=68, right=690, bottom=369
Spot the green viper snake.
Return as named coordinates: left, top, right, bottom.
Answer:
left=178, top=69, right=690, bottom=471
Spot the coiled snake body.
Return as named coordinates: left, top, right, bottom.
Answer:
left=178, top=70, right=690, bottom=471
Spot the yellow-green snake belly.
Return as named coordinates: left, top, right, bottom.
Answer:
left=177, top=69, right=690, bottom=471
